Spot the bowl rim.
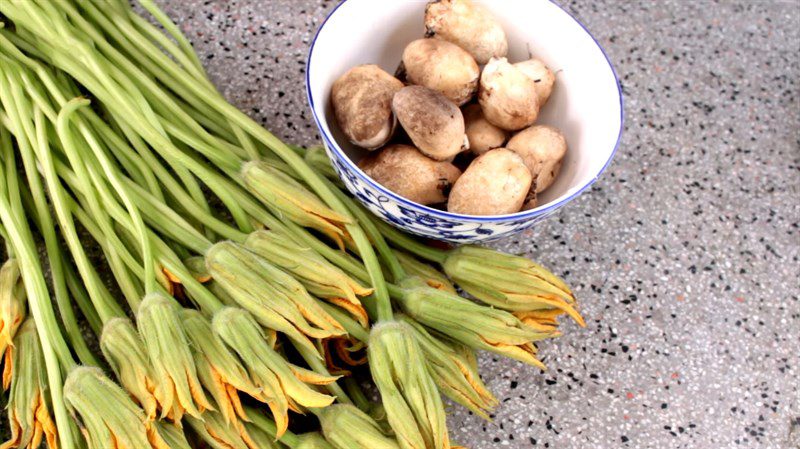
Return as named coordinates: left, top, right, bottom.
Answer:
left=306, top=0, right=624, bottom=222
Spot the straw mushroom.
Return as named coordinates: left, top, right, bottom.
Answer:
left=392, top=85, right=468, bottom=161
left=515, top=58, right=556, bottom=107
left=506, top=125, right=567, bottom=193
left=463, top=103, right=507, bottom=155
left=402, top=38, right=479, bottom=106
left=359, top=144, right=462, bottom=205
left=478, top=57, right=539, bottom=131
left=448, top=148, right=532, bottom=215
left=424, top=0, right=508, bottom=64
left=331, top=64, right=404, bottom=150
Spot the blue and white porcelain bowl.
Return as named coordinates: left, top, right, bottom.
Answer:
left=307, top=0, right=623, bottom=243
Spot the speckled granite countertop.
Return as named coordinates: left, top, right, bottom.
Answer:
left=158, top=1, right=797, bottom=447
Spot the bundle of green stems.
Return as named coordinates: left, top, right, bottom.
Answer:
left=0, top=1, right=585, bottom=448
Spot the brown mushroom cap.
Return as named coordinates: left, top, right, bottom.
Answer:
left=424, top=0, right=508, bottom=64
left=478, top=57, right=540, bottom=131
left=514, top=58, right=556, bottom=107
left=331, top=65, right=404, bottom=149
left=506, top=125, right=567, bottom=193
left=463, top=103, right=507, bottom=156
left=447, top=148, right=532, bottom=215
left=402, top=38, right=479, bottom=106
left=359, top=144, right=462, bottom=205
left=392, top=85, right=467, bottom=161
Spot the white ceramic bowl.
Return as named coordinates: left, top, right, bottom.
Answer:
left=307, top=0, right=622, bottom=243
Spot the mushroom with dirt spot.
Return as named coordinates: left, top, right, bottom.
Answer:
left=392, top=85, right=468, bottom=161
left=359, top=144, right=462, bottom=205
left=331, top=64, right=404, bottom=150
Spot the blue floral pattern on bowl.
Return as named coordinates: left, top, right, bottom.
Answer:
left=321, top=136, right=564, bottom=243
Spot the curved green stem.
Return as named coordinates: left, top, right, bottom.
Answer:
left=344, top=377, right=373, bottom=414
left=0, top=126, right=77, bottom=449
left=57, top=98, right=157, bottom=296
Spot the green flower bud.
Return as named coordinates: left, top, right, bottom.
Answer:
left=181, top=309, right=262, bottom=424
left=244, top=230, right=371, bottom=327
left=2, top=319, right=56, bottom=449
left=399, top=316, right=497, bottom=420
left=63, top=366, right=169, bottom=449
left=242, top=160, right=351, bottom=248
left=319, top=404, right=400, bottom=449
left=99, top=318, right=158, bottom=420
left=206, top=241, right=345, bottom=354
left=368, top=321, right=450, bottom=449
left=397, top=278, right=550, bottom=369
left=213, top=308, right=335, bottom=437
left=137, top=293, right=212, bottom=421
left=0, top=259, right=26, bottom=381
left=442, top=246, right=584, bottom=326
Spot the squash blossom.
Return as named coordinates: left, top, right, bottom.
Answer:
left=63, top=367, right=169, bottom=449
left=0, top=319, right=56, bottom=449
left=181, top=309, right=263, bottom=424
left=99, top=318, right=159, bottom=421
left=395, top=252, right=456, bottom=294
left=242, top=160, right=351, bottom=249
left=319, top=404, right=400, bottom=449
left=206, top=241, right=345, bottom=354
left=400, top=316, right=497, bottom=420
left=0, top=258, right=26, bottom=385
left=513, top=309, right=566, bottom=333
left=213, top=308, right=336, bottom=436
left=136, top=293, right=212, bottom=421
left=442, top=246, right=585, bottom=326
left=244, top=230, right=371, bottom=327
left=187, top=410, right=260, bottom=449
left=397, top=278, right=552, bottom=369
left=368, top=321, right=450, bottom=449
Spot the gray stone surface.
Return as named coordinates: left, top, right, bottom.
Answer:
left=156, top=0, right=800, bottom=448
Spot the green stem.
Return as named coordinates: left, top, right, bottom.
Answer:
left=1, top=70, right=100, bottom=367
left=344, top=377, right=373, bottom=414
left=0, top=126, right=77, bottom=449
left=63, top=261, right=103, bottom=336
left=1, top=71, right=123, bottom=325
left=57, top=98, right=157, bottom=296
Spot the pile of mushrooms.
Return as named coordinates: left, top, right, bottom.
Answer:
left=331, top=0, right=568, bottom=216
